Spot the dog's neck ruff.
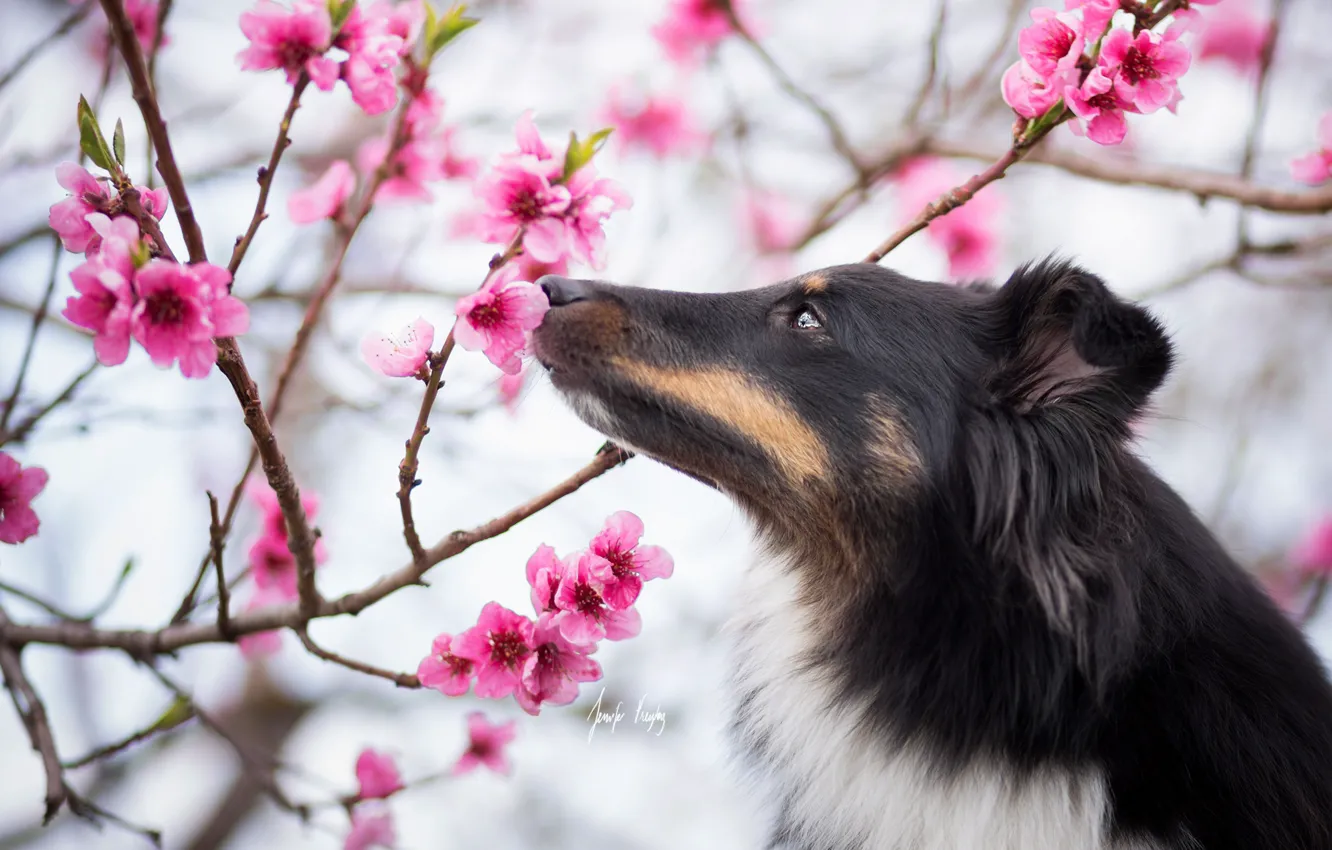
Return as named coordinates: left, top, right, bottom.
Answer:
left=725, top=549, right=1164, bottom=850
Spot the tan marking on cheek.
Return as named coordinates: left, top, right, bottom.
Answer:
left=866, top=397, right=922, bottom=482
left=611, top=359, right=829, bottom=483
left=801, top=273, right=828, bottom=295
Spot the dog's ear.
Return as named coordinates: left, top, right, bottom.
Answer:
left=984, top=259, right=1173, bottom=429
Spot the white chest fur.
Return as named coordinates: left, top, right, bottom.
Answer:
left=724, top=553, right=1140, bottom=850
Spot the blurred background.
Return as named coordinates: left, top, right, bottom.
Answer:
left=1, top=0, right=1330, bottom=847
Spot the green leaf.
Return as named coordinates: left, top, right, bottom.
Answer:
left=427, top=4, right=479, bottom=57
left=112, top=118, right=126, bottom=166
left=560, top=127, right=615, bottom=182
left=148, top=696, right=194, bottom=733
left=76, top=95, right=114, bottom=172
left=329, top=0, right=358, bottom=30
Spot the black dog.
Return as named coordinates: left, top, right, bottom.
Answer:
left=533, top=260, right=1332, bottom=850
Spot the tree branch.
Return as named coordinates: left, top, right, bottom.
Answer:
left=0, top=445, right=632, bottom=655
left=0, top=605, right=67, bottom=823
left=294, top=627, right=419, bottom=688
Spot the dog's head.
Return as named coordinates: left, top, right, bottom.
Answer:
left=533, top=260, right=1172, bottom=672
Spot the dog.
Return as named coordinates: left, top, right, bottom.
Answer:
left=531, top=260, right=1332, bottom=850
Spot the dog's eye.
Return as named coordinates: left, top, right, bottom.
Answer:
left=793, top=309, right=822, bottom=331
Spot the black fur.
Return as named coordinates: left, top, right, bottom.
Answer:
left=533, top=260, right=1332, bottom=849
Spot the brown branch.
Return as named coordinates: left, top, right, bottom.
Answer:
left=722, top=3, right=862, bottom=176
left=99, top=0, right=207, bottom=263
left=0, top=445, right=631, bottom=655
left=213, top=339, right=323, bottom=619
left=397, top=340, right=452, bottom=564
left=227, top=77, right=310, bottom=276
left=863, top=131, right=1034, bottom=265
left=926, top=139, right=1332, bottom=214
left=0, top=605, right=67, bottom=823
left=1234, top=0, right=1288, bottom=249
left=1, top=362, right=98, bottom=448
left=207, top=492, right=233, bottom=638
left=0, top=2, right=93, bottom=93
left=790, top=134, right=930, bottom=250
left=294, top=627, right=420, bottom=688
left=0, top=238, right=64, bottom=435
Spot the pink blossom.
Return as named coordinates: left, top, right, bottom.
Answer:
left=1065, top=66, right=1130, bottom=146
left=553, top=552, right=643, bottom=645
left=652, top=0, right=746, bottom=67
left=516, top=614, right=602, bottom=716
left=1064, top=0, right=1118, bottom=41
left=333, top=3, right=406, bottom=115
left=360, top=317, right=434, bottom=378
left=130, top=260, right=249, bottom=378
left=355, top=749, right=404, bottom=800
left=1099, top=29, right=1190, bottom=114
left=893, top=158, right=1002, bottom=278
left=511, top=253, right=568, bottom=283
left=600, top=87, right=707, bottom=158
left=48, top=163, right=168, bottom=255
left=1196, top=1, right=1269, bottom=75
left=238, top=584, right=288, bottom=658
left=417, top=633, right=475, bottom=696
left=0, top=453, right=48, bottom=545
left=590, top=511, right=674, bottom=610
left=236, top=0, right=339, bottom=90
left=497, top=369, right=526, bottom=413
left=1001, top=60, right=1066, bottom=120
left=86, top=0, right=166, bottom=58
left=1019, top=8, right=1080, bottom=77
left=453, top=712, right=516, bottom=775
left=1295, top=518, right=1332, bottom=576
left=741, top=190, right=804, bottom=255
left=356, top=137, right=434, bottom=204
left=62, top=217, right=140, bottom=366
left=562, top=168, right=633, bottom=270
left=288, top=160, right=355, bottom=224
left=247, top=483, right=327, bottom=600
left=345, top=805, right=395, bottom=850
left=526, top=544, right=565, bottom=615
left=453, top=603, right=535, bottom=698
left=1291, top=113, right=1332, bottom=186
left=454, top=265, right=550, bottom=375
left=473, top=159, right=571, bottom=258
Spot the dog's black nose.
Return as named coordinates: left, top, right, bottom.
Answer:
left=538, top=275, right=595, bottom=307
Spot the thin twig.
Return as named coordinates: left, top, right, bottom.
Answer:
left=903, top=0, right=948, bottom=128
left=227, top=77, right=310, bottom=275
left=1234, top=0, right=1288, bottom=250
left=0, top=604, right=67, bottom=823
left=208, top=492, right=233, bottom=638
left=294, top=627, right=420, bottom=688
left=926, top=138, right=1332, bottom=214
left=397, top=341, right=451, bottom=564
left=62, top=707, right=196, bottom=770
left=0, top=237, right=64, bottom=435
left=0, top=581, right=83, bottom=623
left=1, top=362, right=99, bottom=448
left=863, top=128, right=1037, bottom=264
left=99, top=0, right=206, bottom=262
left=143, top=0, right=174, bottom=188
left=0, top=445, right=632, bottom=654
left=144, top=667, right=308, bottom=819
left=0, top=3, right=93, bottom=93
left=721, top=3, right=862, bottom=176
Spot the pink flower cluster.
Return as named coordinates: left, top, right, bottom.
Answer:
left=1291, top=113, right=1332, bottom=186
left=418, top=511, right=673, bottom=715
left=0, top=452, right=48, bottom=546
left=357, top=83, right=479, bottom=205
left=473, top=113, right=632, bottom=271
left=237, top=0, right=422, bottom=116
left=892, top=158, right=1002, bottom=279
left=455, top=265, right=550, bottom=375
left=652, top=0, right=751, bottom=67
left=343, top=716, right=515, bottom=848
left=49, top=162, right=168, bottom=255
left=1002, top=1, right=1192, bottom=146
left=238, top=483, right=327, bottom=658
left=600, top=86, right=707, bottom=159
left=52, top=166, right=250, bottom=379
